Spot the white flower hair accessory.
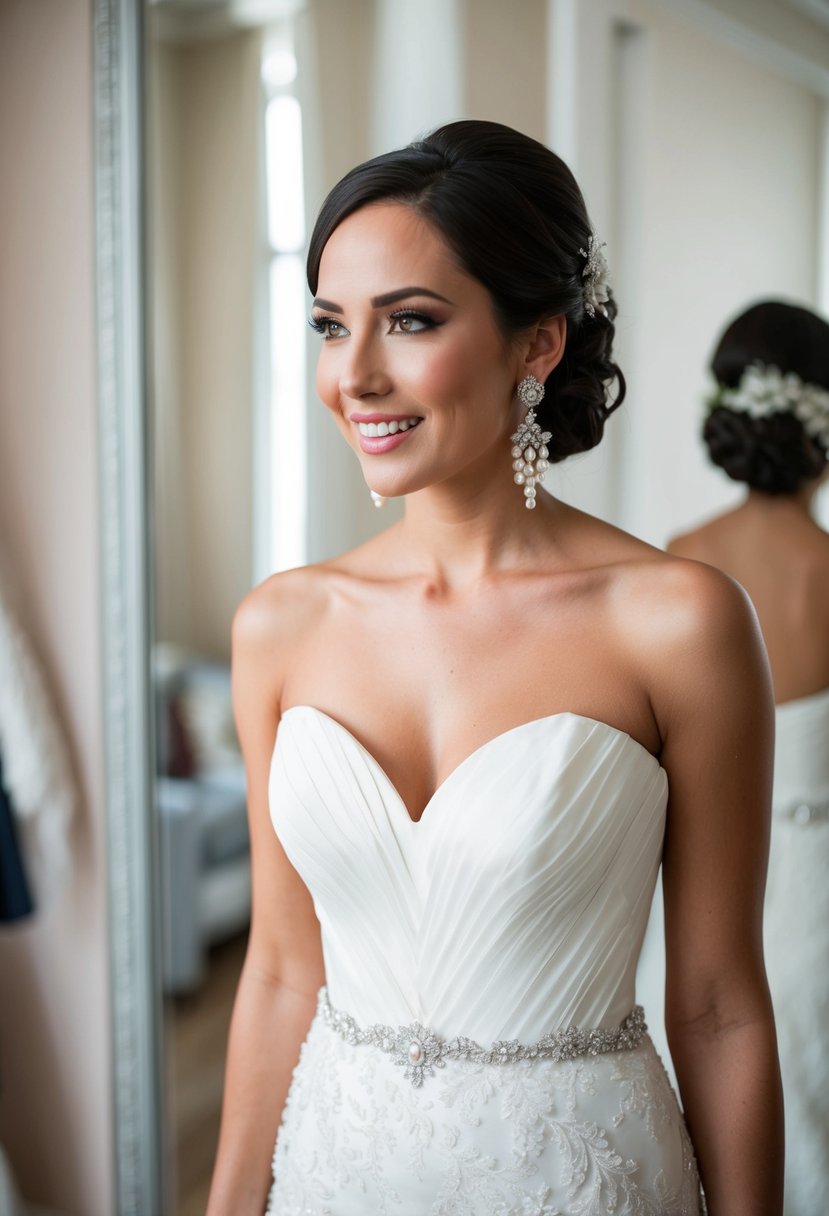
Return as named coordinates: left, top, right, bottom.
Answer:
left=707, top=361, right=829, bottom=450
left=579, top=235, right=611, bottom=319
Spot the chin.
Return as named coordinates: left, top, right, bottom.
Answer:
left=356, top=462, right=422, bottom=500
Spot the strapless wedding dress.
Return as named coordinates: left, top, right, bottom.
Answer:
left=637, top=686, right=829, bottom=1215
left=765, top=686, right=829, bottom=1214
left=266, top=707, right=701, bottom=1215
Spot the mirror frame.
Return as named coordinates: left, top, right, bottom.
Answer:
left=94, top=0, right=166, bottom=1212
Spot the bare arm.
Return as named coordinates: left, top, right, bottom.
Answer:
left=653, top=563, right=784, bottom=1213
left=205, top=584, right=325, bottom=1216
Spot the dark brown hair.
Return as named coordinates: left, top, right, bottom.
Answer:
left=703, top=300, right=829, bottom=494
left=307, top=120, right=625, bottom=463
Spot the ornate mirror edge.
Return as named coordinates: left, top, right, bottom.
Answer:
left=93, top=0, right=166, bottom=1211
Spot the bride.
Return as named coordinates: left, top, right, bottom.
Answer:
left=666, top=299, right=829, bottom=1214
left=205, top=120, right=783, bottom=1215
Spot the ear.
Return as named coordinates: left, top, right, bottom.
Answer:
left=520, top=315, right=567, bottom=384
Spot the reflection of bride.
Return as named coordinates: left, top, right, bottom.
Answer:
left=664, top=300, right=829, bottom=1215
left=206, top=121, right=782, bottom=1215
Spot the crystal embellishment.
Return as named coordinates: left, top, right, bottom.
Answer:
left=579, top=234, right=611, bottom=319
left=512, top=376, right=552, bottom=510
left=317, top=987, right=648, bottom=1087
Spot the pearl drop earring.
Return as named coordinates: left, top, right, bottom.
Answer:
left=369, top=490, right=388, bottom=508
left=511, top=375, right=551, bottom=509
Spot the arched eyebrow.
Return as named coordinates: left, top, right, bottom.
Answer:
left=311, top=286, right=454, bottom=313
left=311, top=297, right=344, bottom=314
left=372, top=287, right=454, bottom=307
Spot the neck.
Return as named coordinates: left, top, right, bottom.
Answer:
left=743, top=483, right=820, bottom=516
left=394, top=451, right=561, bottom=589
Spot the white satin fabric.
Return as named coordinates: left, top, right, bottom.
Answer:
left=765, top=686, right=829, bottom=1215
left=638, top=687, right=829, bottom=1216
left=266, top=708, right=701, bottom=1215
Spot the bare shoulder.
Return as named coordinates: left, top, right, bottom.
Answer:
left=571, top=510, right=770, bottom=743
left=231, top=526, right=406, bottom=716
left=566, top=504, right=751, bottom=633
left=561, top=502, right=755, bottom=619
left=622, top=552, right=771, bottom=747
left=622, top=547, right=757, bottom=637
left=233, top=564, right=329, bottom=643
left=231, top=563, right=340, bottom=705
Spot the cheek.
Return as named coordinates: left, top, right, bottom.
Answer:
left=409, top=337, right=503, bottom=406
left=408, top=350, right=463, bottom=402
left=434, top=347, right=514, bottom=427
left=316, top=358, right=343, bottom=417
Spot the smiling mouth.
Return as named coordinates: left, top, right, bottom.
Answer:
left=356, top=416, right=422, bottom=437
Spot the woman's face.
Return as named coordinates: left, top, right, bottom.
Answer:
left=311, top=202, right=522, bottom=501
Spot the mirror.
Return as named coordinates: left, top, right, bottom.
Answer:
left=97, top=0, right=829, bottom=1209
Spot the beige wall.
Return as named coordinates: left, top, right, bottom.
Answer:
left=627, top=0, right=821, bottom=545
left=462, top=0, right=547, bottom=144
left=0, top=2, right=113, bottom=1214
left=149, top=28, right=260, bottom=661
left=664, top=0, right=829, bottom=82
left=548, top=0, right=823, bottom=545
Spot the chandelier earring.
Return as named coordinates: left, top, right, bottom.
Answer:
left=511, top=375, right=551, bottom=510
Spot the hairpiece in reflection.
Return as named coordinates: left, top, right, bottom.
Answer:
left=707, top=361, right=829, bottom=451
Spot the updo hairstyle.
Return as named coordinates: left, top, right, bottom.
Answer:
left=307, top=120, right=625, bottom=463
left=703, top=300, right=829, bottom=495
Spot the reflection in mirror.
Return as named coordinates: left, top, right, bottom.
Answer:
left=141, top=0, right=829, bottom=1210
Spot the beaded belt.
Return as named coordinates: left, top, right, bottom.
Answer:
left=316, top=987, right=647, bottom=1088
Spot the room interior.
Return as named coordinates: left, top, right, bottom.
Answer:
left=0, top=1, right=828, bottom=1213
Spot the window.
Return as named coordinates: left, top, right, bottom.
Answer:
left=260, top=29, right=307, bottom=574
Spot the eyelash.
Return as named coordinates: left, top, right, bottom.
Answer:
left=307, top=315, right=340, bottom=338
left=388, top=308, right=440, bottom=334
left=307, top=309, right=441, bottom=340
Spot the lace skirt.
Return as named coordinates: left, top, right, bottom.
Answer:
left=267, top=1009, right=702, bottom=1216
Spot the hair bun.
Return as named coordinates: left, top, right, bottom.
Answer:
left=542, top=295, right=625, bottom=462
left=703, top=300, right=829, bottom=493
left=703, top=406, right=825, bottom=495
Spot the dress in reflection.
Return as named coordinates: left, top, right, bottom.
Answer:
left=265, top=707, right=702, bottom=1215
left=764, top=686, right=829, bottom=1214
left=638, top=686, right=829, bottom=1215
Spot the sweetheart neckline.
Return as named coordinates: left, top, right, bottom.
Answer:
left=277, top=706, right=664, bottom=827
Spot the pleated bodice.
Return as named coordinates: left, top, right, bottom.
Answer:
left=269, top=707, right=668, bottom=1043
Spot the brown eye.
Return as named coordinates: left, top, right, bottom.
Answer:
left=388, top=311, right=435, bottom=335
left=309, top=315, right=350, bottom=340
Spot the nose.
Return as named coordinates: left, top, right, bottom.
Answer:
left=338, top=332, right=392, bottom=401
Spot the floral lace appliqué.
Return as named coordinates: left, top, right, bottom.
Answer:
left=267, top=1019, right=702, bottom=1216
